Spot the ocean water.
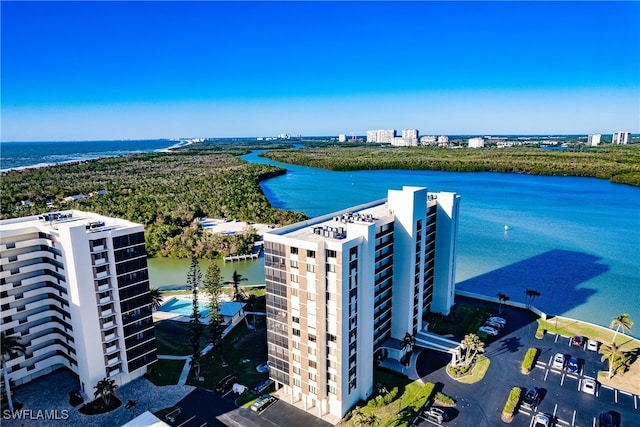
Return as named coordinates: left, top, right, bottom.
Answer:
left=239, top=150, right=640, bottom=329
left=0, top=139, right=186, bottom=171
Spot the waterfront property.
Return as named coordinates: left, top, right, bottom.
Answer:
left=0, top=211, right=157, bottom=396
left=263, top=186, right=460, bottom=423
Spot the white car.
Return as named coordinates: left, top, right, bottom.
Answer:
left=478, top=326, right=499, bottom=336
left=533, top=413, right=550, bottom=427
left=581, top=378, right=597, bottom=395
left=587, top=339, right=599, bottom=352
left=487, top=316, right=506, bottom=327
left=552, top=353, right=565, bottom=369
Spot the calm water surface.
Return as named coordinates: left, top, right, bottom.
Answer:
left=150, top=150, right=640, bottom=329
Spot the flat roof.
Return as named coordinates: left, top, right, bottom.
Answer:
left=0, top=210, right=142, bottom=233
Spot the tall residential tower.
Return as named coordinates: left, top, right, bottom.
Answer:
left=0, top=211, right=157, bottom=395
left=263, top=186, right=460, bottom=423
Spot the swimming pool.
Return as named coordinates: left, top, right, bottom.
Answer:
left=158, top=297, right=211, bottom=318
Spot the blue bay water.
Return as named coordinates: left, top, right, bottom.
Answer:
left=240, top=150, right=640, bottom=329
left=0, top=139, right=183, bottom=171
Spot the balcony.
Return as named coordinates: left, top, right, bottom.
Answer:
left=107, top=356, right=120, bottom=367
left=105, top=345, right=119, bottom=355
left=99, top=296, right=113, bottom=305
left=104, top=332, right=117, bottom=342
left=94, top=258, right=107, bottom=266
left=107, top=368, right=122, bottom=377
left=95, top=270, right=110, bottom=279
left=97, top=283, right=111, bottom=293
left=102, top=320, right=115, bottom=329
left=92, top=245, right=105, bottom=253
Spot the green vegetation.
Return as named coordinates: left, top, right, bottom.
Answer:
left=154, top=320, right=208, bottom=356
left=340, top=369, right=436, bottom=426
left=434, top=391, right=457, bottom=406
left=449, top=355, right=490, bottom=384
left=262, top=145, right=640, bottom=186
left=501, top=387, right=521, bottom=422
left=521, top=348, right=539, bottom=374
left=0, top=150, right=306, bottom=258
left=145, top=359, right=185, bottom=386
left=431, top=304, right=493, bottom=338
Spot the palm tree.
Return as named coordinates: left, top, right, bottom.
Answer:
left=149, top=287, right=163, bottom=311
left=460, top=333, right=485, bottom=366
left=1, top=332, right=26, bottom=411
left=93, top=377, right=118, bottom=407
left=599, top=342, right=624, bottom=379
left=225, top=270, right=248, bottom=302
left=496, top=293, right=510, bottom=314
left=524, top=289, right=541, bottom=309
left=400, top=332, right=416, bottom=353
left=610, top=314, right=633, bottom=343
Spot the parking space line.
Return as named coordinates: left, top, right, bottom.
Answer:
left=571, top=409, right=576, bottom=426
left=615, top=389, right=618, bottom=403
left=555, top=335, right=559, bottom=343
left=619, top=390, right=632, bottom=397
left=634, top=394, right=638, bottom=410
left=553, top=403, right=558, bottom=418
left=544, top=369, right=550, bottom=381
left=561, top=373, right=566, bottom=386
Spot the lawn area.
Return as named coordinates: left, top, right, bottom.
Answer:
left=146, top=359, right=185, bottom=386
left=432, top=303, right=493, bottom=338
left=154, top=320, right=209, bottom=356
left=449, top=355, right=491, bottom=384
left=185, top=322, right=268, bottom=393
left=337, top=368, right=435, bottom=427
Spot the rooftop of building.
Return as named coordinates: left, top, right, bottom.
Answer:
left=0, top=209, right=142, bottom=234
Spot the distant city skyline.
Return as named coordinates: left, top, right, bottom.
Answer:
left=2, top=1, right=639, bottom=142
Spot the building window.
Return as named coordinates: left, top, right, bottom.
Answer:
left=327, top=333, right=337, bottom=342
left=291, top=288, right=298, bottom=297
left=307, top=250, right=315, bottom=258
left=292, top=316, right=300, bottom=324
left=290, top=247, right=298, bottom=255
left=307, top=264, right=315, bottom=273
left=290, top=259, right=298, bottom=268
left=307, top=292, right=315, bottom=301
left=309, top=373, right=316, bottom=381
left=294, top=378, right=301, bottom=387
left=293, top=354, right=301, bottom=362
left=309, top=385, right=317, bottom=395
left=309, top=360, right=317, bottom=369
left=293, top=366, right=300, bottom=374
left=308, top=334, right=316, bottom=343
left=325, top=249, right=337, bottom=258
left=350, top=247, right=358, bottom=257
left=292, top=328, right=301, bottom=337
left=290, top=274, right=298, bottom=283
left=328, top=385, right=337, bottom=395
left=292, top=341, right=300, bottom=349
left=326, top=264, right=336, bottom=273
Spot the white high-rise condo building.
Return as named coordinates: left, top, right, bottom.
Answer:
left=588, top=134, right=601, bottom=146
left=0, top=211, right=157, bottom=395
left=264, top=186, right=460, bottom=423
left=612, top=131, right=630, bottom=145
left=366, top=129, right=396, bottom=143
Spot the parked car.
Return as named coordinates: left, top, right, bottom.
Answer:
left=253, top=377, right=274, bottom=394
left=522, top=387, right=540, bottom=410
left=215, top=374, right=237, bottom=393
left=487, top=316, right=506, bottom=327
left=422, top=407, right=449, bottom=424
left=552, top=353, right=565, bottom=369
left=598, top=411, right=614, bottom=427
left=484, top=320, right=504, bottom=329
left=567, top=357, right=580, bottom=373
left=587, top=339, right=599, bottom=352
left=571, top=336, right=584, bottom=347
left=250, top=394, right=277, bottom=413
left=581, top=378, right=597, bottom=395
left=478, top=326, right=499, bottom=336
left=533, top=413, right=550, bottom=427
left=256, top=362, right=270, bottom=373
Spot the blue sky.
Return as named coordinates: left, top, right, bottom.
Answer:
left=2, top=1, right=639, bottom=141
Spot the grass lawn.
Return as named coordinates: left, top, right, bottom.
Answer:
left=450, top=355, right=491, bottom=384
left=185, top=322, right=267, bottom=392
left=432, top=303, right=493, bottom=338
left=337, top=368, right=435, bottom=427
left=154, top=320, right=209, bottom=356
left=146, top=359, right=185, bottom=386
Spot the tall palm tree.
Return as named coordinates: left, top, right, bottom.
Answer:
left=610, top=314, right=633, bottom=343
left=149, top=287, right=163, bottom=311
left=496, top=293, right=510, bottom=314
left=400, top=332, right=416, bottom=353
left=460, top=333, right=485, bottom=366
left=225, top=270, right=248, bottom=302
left=1, top=332, right=26, bottom=411
left=93, top=377, right=118, bottom=407
left=524, top=289, right=541, bottom=309
left=599, top=342, right=624, bottom=379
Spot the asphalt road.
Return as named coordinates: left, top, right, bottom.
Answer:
left=414, top=301, right=638, bottom=427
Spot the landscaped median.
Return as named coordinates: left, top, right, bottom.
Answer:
left=520, top=348, right=539, bottom=375
left=500, top=386, right=521, bottom=423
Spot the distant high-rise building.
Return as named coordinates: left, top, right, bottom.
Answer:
left=468, top=137, right=485, bottom=148
left=0, top=211, right=157, bottom=394
left=420, top=136, right=437, bottom=146
left=587, top=134, right=601, bottom=146
left=437, top=135, right=449, bottom=145
left=612, top=131, right=630, bottom=145
left=338, top=134, right=347, bottom=143
left=366, top=130, right=396, bottom=143
left=264, top=186, right=460, bottom=423
left=402, top=129, right=419, bottom=146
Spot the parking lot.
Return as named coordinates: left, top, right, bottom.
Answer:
left=414, top=300, right=638, bottom=427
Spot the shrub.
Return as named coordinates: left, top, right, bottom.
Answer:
left=535, top=327, right=545, bottom=339
left=382, top=387, right=399, bottom=405
left=501, top=387, right=521, bottom=422
left=521, top=348, right=539, bottom=374
left=434, top=391, right=456, bottom=407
